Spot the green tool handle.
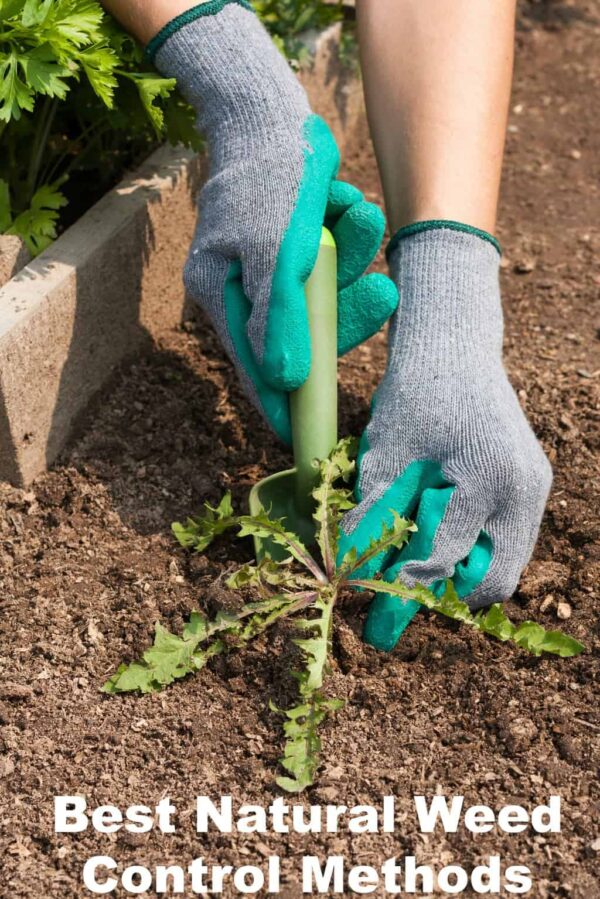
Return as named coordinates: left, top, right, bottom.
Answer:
left=290, top=228, right=338, bottom=514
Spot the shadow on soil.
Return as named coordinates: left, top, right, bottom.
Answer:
left=0, top=150, right=202, bottom=486
left=60, top=306, right=371, bottom=543
left=520, top=0, right=599, bottom=27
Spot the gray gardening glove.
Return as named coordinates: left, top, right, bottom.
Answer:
left=150, top=0, right=398, bottom=444
left=337, top=223, right=553, bottom=651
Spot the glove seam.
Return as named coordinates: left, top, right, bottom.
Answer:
left=145, top=0, right=254, bottom=63
left=386, top=219, right=502, bottom=261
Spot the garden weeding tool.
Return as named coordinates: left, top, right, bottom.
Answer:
left=249, top=228, right=338, bottom=560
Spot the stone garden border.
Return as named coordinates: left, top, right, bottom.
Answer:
left=0, top=25, right=364, bottom=486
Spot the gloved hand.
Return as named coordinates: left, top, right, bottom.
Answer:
left=337, top=223, right=553, bottom=651
left=150, top=0, right=398, bottom=443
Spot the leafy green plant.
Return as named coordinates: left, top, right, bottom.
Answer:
left=104, top=438, right=584, bottom=793
left=0, top=0, right=352, bottom=255
left=0, top=0, right=200, bottom=254
left=254, top=0, right=347, bottom=66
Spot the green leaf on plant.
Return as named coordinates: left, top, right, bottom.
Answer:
left=237, top=510, right=324, bottom=580
left=349, top=577, right=584, bottom=659
left=40, top=0, right=105, bottom=48
left=275, top=590, right=341, bottom=792
left=313, top=436, right=357, bottom=575
left=102, top=618, right=213, bottom=694
left=340, top=511, right=416, bottom=577
left=78, top=45, right=118, bottom=106
left=512, top=621, right=583, bottom=658
left=125, top=72, right=177, bottom=134
left=227, top=557, right=305, bottom=591
left=172, top=492, right=237, bottom=552
left=7, top=181, right=67, bottom=255
left=19, top=45, right=72, bottom=101
left=103, top=594, right=304, bottom=696
left=0, top=52, right=35, bottom=122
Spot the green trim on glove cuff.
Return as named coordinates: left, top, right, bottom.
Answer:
left=386, top=219, right=502, bottom=261
left=145, top=0, right=254, bottom=62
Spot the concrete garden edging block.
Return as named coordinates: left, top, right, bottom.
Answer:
left=0, top=237, right=31, bottom=289
left=0, top=24, right=364, bottom=486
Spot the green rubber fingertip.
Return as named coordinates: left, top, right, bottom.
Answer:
left=337, top=273, right=399, bottom=356
left=396, top=485, right=456, bottom=565
left=454, top=531, right=494, bottom=596
left=333, top=201, right=386, bottom=289
left=327, top=180, right=364, bottom=216
left=363, top=593, right=421, bottom=652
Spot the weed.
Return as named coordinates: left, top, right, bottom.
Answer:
left=104, top=439, right=583, bottom=792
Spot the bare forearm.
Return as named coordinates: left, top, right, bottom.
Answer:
left=356, top=0, right=516, bottom=233
left=99, top=0, right=211, bottom=44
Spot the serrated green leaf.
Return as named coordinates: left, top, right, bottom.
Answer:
left=238, top=510, right=325, bottom=582
left=103, top=591, right=306, bottom=696
left=512, top=619, right=584, bottom=658
left=182, top=610, right=208, bottom=641
left=274, top=589, right=339, bottom=792
left=101, top=663, right=129, bottom=694
left=226, top=561, right=268, bottom=590
left=340, top=511, right=416, bottom=578
left=7, top=181, right=67, bottom=255
left=349, top=577, right=585, bottom=659
left=78, top=44, right=118, bottom=106
left=125, top=72, right=176, bottom=134
left=313, top=437, right=358, bottom=577
left=172, top=492, right=238, bottom=552
left=434, top=580, right=476, bottom=624
left=142, top=622, right=197, bottom=686
left=0, top=53, right=34, bottom=122
left=19, top=45, right=72, bottom=100
left=43, top=0, right=105, bottom=48
left=21, top=0, right=52, bottom=28
left=103, top=660, right=159, bottom=694
left=226, top=557, right=306, bottom=591
left=474, top=604, right=516, bottom=642
left=534, top=630, right=584, bottom=658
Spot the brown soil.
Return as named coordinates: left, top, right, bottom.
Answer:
left=1, top=4, right=599, bottom=897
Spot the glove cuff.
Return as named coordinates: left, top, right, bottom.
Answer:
left=148, top=0, right=310, bottom=169
left=145, top=0, right=253, bottom=62
left=387, top=219, right=502, bottom=262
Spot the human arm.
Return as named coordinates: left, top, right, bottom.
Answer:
left=339, top=0, right=552, bottom=650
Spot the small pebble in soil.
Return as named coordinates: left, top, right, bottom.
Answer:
left=557, top=602, right=572, bottom=620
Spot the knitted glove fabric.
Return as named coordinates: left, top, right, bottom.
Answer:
left=338, top=223, right=553, bottom=651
